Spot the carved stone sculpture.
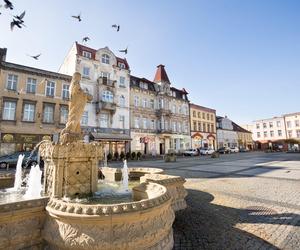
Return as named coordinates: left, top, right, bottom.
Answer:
left=60, top=72, right=92, bottom=144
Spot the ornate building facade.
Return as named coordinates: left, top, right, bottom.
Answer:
left=130, top=65, right=190, bottom=155
left=0, top=48, right=71, bottom=156
left=59, top=42, right=131, bottom=154
left=190, top=103, right=216, bottom=149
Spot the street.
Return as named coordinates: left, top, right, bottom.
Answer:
left=112, top=152, right=300, bottom=249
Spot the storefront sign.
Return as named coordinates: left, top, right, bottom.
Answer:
left=2, top=134, right=14, bottom=143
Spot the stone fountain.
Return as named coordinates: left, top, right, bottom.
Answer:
left=0, top=72, right=186, bottom=250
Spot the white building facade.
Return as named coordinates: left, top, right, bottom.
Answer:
left=216, top=116, right=238, bottom=148
left=59, top=42, right=131, bottom=154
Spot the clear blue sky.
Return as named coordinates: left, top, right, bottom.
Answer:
left=1, top=0, right=299, bottom=124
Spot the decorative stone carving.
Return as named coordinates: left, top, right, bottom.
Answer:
left=140, top=174, right=187, bottom=212
left=43, top=182, right=175, bottom=250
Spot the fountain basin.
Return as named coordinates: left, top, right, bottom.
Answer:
left=0, top=173, right=14, bottom=189
left=43, top=182, right=175, bottom=250
left=101, top=167, right=164, bottom=182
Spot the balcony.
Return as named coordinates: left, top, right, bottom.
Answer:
left=155, top=109, right=172, bottom=117
left=98, top=77, right=116, bottom=88
left=96, top=101, right=116, bottom=114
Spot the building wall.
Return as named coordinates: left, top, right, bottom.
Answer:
left=284, top=112, right=300, bottom=139
left=190, top=104, right=216, bottom=149
left=0, top=61, right=71, bottom=155
left=216, top=129, right=238, bottom=148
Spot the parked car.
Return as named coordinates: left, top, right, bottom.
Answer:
left=183, top=149, right=199, bottom=156
left=230, top=147, right=239, bottom=153
left=200, top=148, right=215, bottom=155
left=218, top=147, right=231, bottom=154
left=239, top=147, right=249, bottom=152
left=0, top=151, right=42, bottom=169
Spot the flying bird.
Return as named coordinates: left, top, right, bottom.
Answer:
left=112, top=24, right=120, bottom=32
left=82, top=36, right=90, bottom=43
left=27, top=53, right=41, bottom=60
left=14, top=10, right=25, bottom=23
left=71, top=13, right=81, bottom=22
left=10, top=19, right=23, bottom=31
left=119, top=46, right=128, bottom=55
left=4, top=0, right=13, bottom=10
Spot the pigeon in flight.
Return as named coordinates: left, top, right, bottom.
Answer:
left=14, top=11, right=25, bottom=23
left=4, top=0, right=13, bottom=10
left=10, top=19, right=23, bottom=30
left=112, top=24, right=120, bottom=32
left=72, top=13, right=81, bottom=22
left=119, top=46, right=128, bottom=55
left=27, top=53, right=41, bottom=60
left=82, top=36, right=90, bottom=43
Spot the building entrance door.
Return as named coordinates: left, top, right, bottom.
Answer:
left=159, top=143, right=165, bottom=155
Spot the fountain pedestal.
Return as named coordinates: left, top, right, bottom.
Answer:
left=41, top=142, right=102, bottom=198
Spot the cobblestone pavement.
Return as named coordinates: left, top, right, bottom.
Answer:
left=111, top=152, right=300, bottom=249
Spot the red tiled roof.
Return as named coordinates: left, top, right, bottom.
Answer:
left=75, top=42, right=129, bottom=70
left=153, top=64, right=170, bottom=83
left=190, top=103, right=216, bottom=113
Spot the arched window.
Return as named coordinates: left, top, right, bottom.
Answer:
left=119, top=95, right=125, bottom=107
left=101, top=54, right=110, bottom=64
left=102, top=90, right=113, bottom=103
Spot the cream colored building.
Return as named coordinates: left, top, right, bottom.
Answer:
left=130, top=65, right=190, bottom=155
left=59, top=42, right=131, bottom=154
left=0, top=48, right=71, bottom=156
left=190, top=103, right=216, bottom=149
left=284, top=112, right=300, bottom=140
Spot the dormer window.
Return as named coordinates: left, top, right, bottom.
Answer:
left=118, top=62, right=126, bottom=69
left=83, top=51, right=92, bottom=59
left=101, top=54, right=110, bottom=64
left=140, top=82, right=148, bottom=90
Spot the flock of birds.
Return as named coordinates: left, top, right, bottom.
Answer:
left=1, top=0, right=128, bottom=61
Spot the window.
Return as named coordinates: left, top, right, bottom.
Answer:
left=178, top=122, right=182, bottom=132
left=26, top=78, right=37, bottom=93
left=119, top=115, right=125, bottom=129
left=264, top=131, right=267, bottom=137
left=256, top=123, right=260, bottom=129
left=263, top=123, right=267, bottom=129
left=269, top=122, right=273, bottom=128
left=164, top=120, right=168, bottom=130
left=257, top=132, right=260, bottom=138
left=119, top=76, right=126, bottom=87
left=101, top=72, right=110, bottom=79
left=172, top=121, right=176, bottom=132
left=287, top=121, right=291, bottom=128
left=81, top=111, right=88, bottom=125
left=62, top=84, right=69, bottom=100
left=100, top=113, right=109, bottom=127
left=193, top=121, right=197, bottom=131
left=60, top=106, right=68, bottom=124
left=142, top=98, right=147, bottom=108
left=296, top=130, right=300, bottom=138
left=211, top=124, right=214, bottom=133
left=46, top=81, right=55, bottom=97
left=193, top=111, right=196, bottom=117
left=202, top=113, right=205, bottom=119
left=143, top=118, right=147, bottom=129
left=203, top=123, right=206, bottom=132
left=198, top=112, right=201, bottom=118
left=23, top=103, right=35, bottom=122
left=198, top=122, right=201, bottom=131
left=140, top=82, right=148, bottom=89
left=118, top=62, right=126, bottom=69
left=207, top=124, right=210, bottom=132
left=2, top=101, right=16, bottom=120
left=295, top=120, right=300, bottom=127
left=172, top=105, right=176, bottom=114
left=207, top=113, right=210, bottom=120
left=119, top=95, right=125, bottom=107
left=276, top=121, right=281, bottom=127
left=134, top=96, right=139, bottom=107
left=270, top=130, right=274, bottom=137
left=158, top=99, right=164, bottom=109
left=83, top=67, right=90, bottom=77
left=278, top=130, right=282, bottom=137
left=102, top=91, right=113, bottom=103
left=82, top=51, right=92, bottom=59
left=43, top=104, right=54, bottom=123
left=288, top=130, right=292, bottom=138
left=211, top=114, right=213, bottom=121
left=150, top=99, right=155, bottom=109
left=150, top=120, right=155, bottom=130
left=184, top=122, right=188, bottom=133
left=6, top=74, right=18, bottom=91
left=134, top=117, right=140, bottom=128
left=101, top=54, right=110, bottom=64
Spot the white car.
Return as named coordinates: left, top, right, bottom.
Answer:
left=183, top=149, right=199, bottom=156
left=230, top=147, right=239, bottom=153
left=200, top=148, right=215, bottom=155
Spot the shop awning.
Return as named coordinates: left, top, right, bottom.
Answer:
left=91, top=133, right=132, bottom=142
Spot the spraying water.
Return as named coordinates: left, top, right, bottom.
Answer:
left=13, top=154, right=25, bottom=191
left=121, top=159, right=129, bottom=192
left=24, top=164, right=42, bottom=199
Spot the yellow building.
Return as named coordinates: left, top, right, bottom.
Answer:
left=233, top=123, right=253, bottom=149
left=0, top=48, right=71, bottom=155
left=190, top=103, right=217, bottom=149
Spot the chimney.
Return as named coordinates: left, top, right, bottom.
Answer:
left=0, top=48, right=7, bottom=62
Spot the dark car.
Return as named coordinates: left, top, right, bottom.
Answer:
left=218, top=147, right=231, bottom=154
left=0, top=151, right=41, bottom=169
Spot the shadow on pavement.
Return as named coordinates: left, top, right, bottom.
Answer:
left=173, top=189, right=288, bottom=250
